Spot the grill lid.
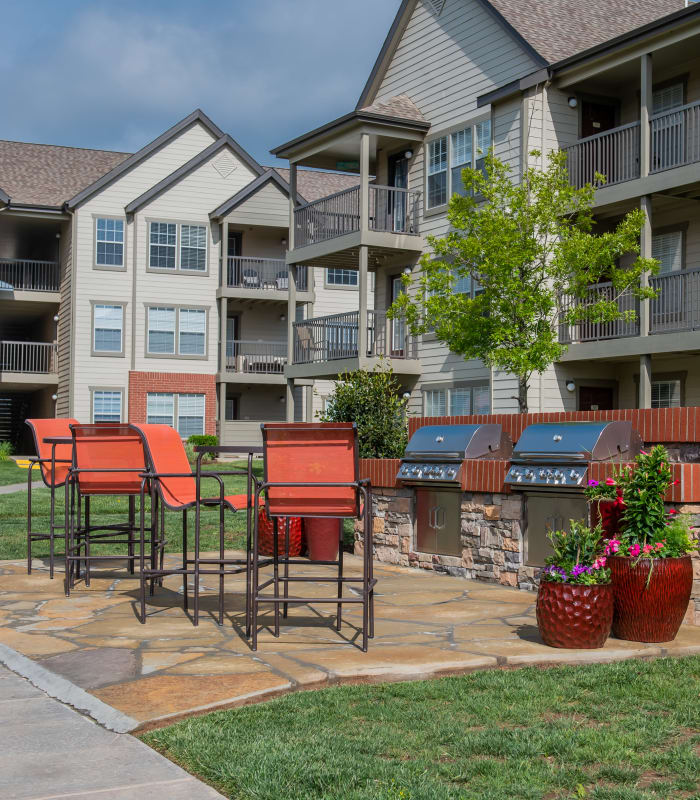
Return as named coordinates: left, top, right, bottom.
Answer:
left=512, top=421, right=641, bottom=463
left=404, top=424, right=505, bottom=461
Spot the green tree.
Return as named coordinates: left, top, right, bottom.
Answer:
left=389, top=150, right=658, bottom=413
left=319, top=366, right=408, bottom=459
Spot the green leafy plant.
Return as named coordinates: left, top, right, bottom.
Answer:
left=389, top=149, right=658, bottom=412
left=319, top=365, right=408, bottom=459
left=188, top=434, right=218, bottom=462
left=541, top=520, right=610, bottom=585
left=0, top=441, right=12, bottom=462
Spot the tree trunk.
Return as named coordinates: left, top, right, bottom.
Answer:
left=517, top=376, right=528, bottom=414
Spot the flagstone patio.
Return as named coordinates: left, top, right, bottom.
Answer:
left=1, top=554, right=699, bottom=732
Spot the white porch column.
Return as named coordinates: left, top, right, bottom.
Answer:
left=639, top=354, right=652, bottom=409
left=640, top=53, right=653, bottom=178
left=358, top=133, right=370, bottom=358
left=639, top=195, right=652, bottom=338
left=286, top=163, right=298, bottom=423
left=218, top=383, right=226, bottom=443
left=305, top=383, right=314, bottom=422
left=220, top=220, right=228, bottom=288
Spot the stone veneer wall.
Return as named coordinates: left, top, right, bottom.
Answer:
left=357, top=488, right=700, bottom=626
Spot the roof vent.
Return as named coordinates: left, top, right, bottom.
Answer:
left=213, top=153, right=237, bottom=179
left=423, top=0, right=446, bottom=16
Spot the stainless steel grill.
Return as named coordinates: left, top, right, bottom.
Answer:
left=397, top=424, right=512, bottom=486
left=505, top=421, right=642, bottom=489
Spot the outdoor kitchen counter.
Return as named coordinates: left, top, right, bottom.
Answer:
left=357, top=456, right=700, bottom=627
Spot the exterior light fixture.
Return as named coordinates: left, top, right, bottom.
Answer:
left=404, top=150, right=413, bottom=159
left=279, top=314, right=286, bottom=321
left=566, top=380, right=576, bottom=392
left=568, top=96, right=578, bottom=108
left=53, top=315, right=59, bottom=322
left=51, top=394, right=57, bottom=401
left=402, top=392, right=411, bottom=400
left=279, top=396, right=285, bottom=403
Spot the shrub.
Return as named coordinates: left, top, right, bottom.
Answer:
left=187, top=434, right=218, bottom=462
left=319, top=366, right=408, bottom=459
left=0, top=441, right=12, bottom=461
left=541, top=520, right=610, bottom=585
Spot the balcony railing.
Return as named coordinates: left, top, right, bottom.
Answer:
left=292, top=310, right=417, bottom=365
left=0, top=259, right=60, bottom=292
left=650, top=268, right=700, bottom=333
left=650, top=100, right=700, bottom=173
left=565, top=122, right=641, bottom=189
left=293, top=185, right=421, bottom=248
left=226, top=256, right=307, bottom=292
left=225, top=340, right=287, bottom=374
left=0, top=341, right=57, bottom=374
left=559, top=283, right=639, bottom=344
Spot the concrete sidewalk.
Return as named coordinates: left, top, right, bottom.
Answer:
left=0, top=481, right=42, bottom=495
left=0, top=666, right=224, bottom=800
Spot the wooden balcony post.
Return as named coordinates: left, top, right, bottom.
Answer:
left=221, top=221, right=228, bottom=287
left=640, top=195, right=651, bottom=338
left=358, top=246, right=369, bottom=359
left=640, top=53, right=652, bottom=178
left=219, top=297, right=227, bottom=373
left=219, top=383, right=226, bottom=442
left=359, top=132, right=370, bottom=235
left=639, top=354, right=652, bottom=409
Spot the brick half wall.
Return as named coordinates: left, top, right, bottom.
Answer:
left=128, top=371, right=217, bottom=435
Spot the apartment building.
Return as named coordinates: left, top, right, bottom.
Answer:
left=0, top=110, right=365, bottom=452
left=273, top=0, right=700, bottom=417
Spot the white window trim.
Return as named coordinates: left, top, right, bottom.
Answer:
left=325, top=268, right=359, bottom=289
left=93, top=216, right=126, bottom=271
left=91, top=302, right=125, bottom=358
left=424, top=112, right=493, bottom=216
left=147, top=219, right=209, bottom=274
left=146, top=392, right=206, bottom=437
left=91, top=387, right=123, bottom=423
left=145, top=304, right=208, bottom=359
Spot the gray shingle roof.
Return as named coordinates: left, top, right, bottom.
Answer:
left=487, top=0, right=685, bottom=64
left=273, top=168, right=359, bottom=203
left=0, top=140, right=130, bottom=207
left=358, top=94, right=426, bottom=122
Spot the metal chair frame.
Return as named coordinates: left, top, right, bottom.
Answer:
left=251, top=423, right=376, bottom=652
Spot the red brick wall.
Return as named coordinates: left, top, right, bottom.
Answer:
left=408, top=408, right=700, bottom=445
left=128, top=372, right=217, bottom=435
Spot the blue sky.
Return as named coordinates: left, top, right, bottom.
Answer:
left=0, top=0, right=399, bottom=166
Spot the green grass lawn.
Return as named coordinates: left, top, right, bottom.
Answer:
left=0, top=459, right=27, bottom=486
left=0, top=461, right=261, bottom=560
left=142, top=657, right=700, bottom=800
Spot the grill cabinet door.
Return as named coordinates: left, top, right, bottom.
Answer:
left=524, top=492, right=588, bottom=566
left=415, top=489, right=461, bottom=556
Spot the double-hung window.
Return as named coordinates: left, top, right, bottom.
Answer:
left=427, top=118, right=492, bottom=208
left=326, top=268, right=358, bottom=287
left=652, top=230, right=683, bottom=274
left=146, top=392, right=205, bottom=436
left=147, top=307, right=176, bottom=354
left=149, top=222, right=177, bottom=269
left=146, top=393, right=175, bottom=425
left=427, top=137, right=448, bottom=209
left=93, top=304, right=123, bottom=353
left=147, top=306, right=206, bottom=356
left=424, top=389, right=447, bottom=416
left=179, top=308, right=206, bottom=355
left=93, top=390, right=122, bottom=422
left=95, top=218, right=124, bottom=267
left=651, top=380, right=681, bottom=409
left=423, top=383, right=491, bottom=416
left=149, top=222, right=208, bottom=272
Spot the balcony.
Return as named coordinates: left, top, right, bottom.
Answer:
left=559, top=283, right=640, bottom=344
left=289, top=185, right=423, bottom=269
left=219, top=257, right=312, bottom=302
left=565, top=101, right=700, bottom=199
left=0, top=341, right=57, bottom=385
left=287, top=310, right=421, bottom=379
left=0, top=259, right=60, bottom=294
left=221, top=340, right=287, bottom=383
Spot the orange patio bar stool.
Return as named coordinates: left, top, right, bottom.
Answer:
left=130, top=423, right=265, bottom=632
left=64, top=423, right=160, bottom=597
left=25, top=418, right=78, bottom=579
left=251, top=422, right=376, bottom=652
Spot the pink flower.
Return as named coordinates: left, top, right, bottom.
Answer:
left=643, top=544, right=653, bottom=554
left=655, top=542, right=664, bottom=551
left=593, top=557, right=607, bottom=569
left=668, top=509, right=679, bottom=516
left=588, top=480, right=599, bottom=487
left=604, top=539, right=620, bottom=555
left=628, top=544, right=641, bottom=557
left=641, top=450, right=648, bottom=456
left=605, top=478, right=616, bottom=486
left=672, top=480, right=680, bottom=486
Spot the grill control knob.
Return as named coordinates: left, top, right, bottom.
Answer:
left=554, top=470, right=563, bottom=480
left=569, top=469, right=579, bottom=480
left=524, top=469, right=534, bottom=479
left=447, top=468, right=456, bottom=477
left=539, top=469, right=546, bottom=478
left=411, top=466, right=420, bottom=475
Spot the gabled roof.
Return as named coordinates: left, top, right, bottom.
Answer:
left=0, top=187, right=10, bottom=205
left=210, top=169, right=292, bottom=219
left=66, top=109, right=224, bottom=210
left=272, top=168, right=360, bottom=203
left=357, top=0, right=686, bottom=107
left=124, top=134, right=264, bottom=215
left=358, top=94, right=426, bottom=122
left=0, top=140, right=130, bottom=208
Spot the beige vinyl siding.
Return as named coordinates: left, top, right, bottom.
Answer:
left=224, top=181, right=289, bottom=228
left=374, top=0, right=537, bottom=129
left=232, top=227, right=287, bottom=260
left=493, top=96, right=522, bottom=179
left=56, top=218, right=72, bottom=417
left=229, top=304, right=287, bottom=341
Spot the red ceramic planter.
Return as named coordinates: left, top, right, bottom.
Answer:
left=304, top=518, right=341, bottom=561
left=536, top=581, right=614, bottom=649
left=590, top=494, right=625, bottom=539
left=609, top=555, right=693, bottom=642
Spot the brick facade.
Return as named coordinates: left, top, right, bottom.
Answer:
left=128, top=371, right=217, bottom=435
